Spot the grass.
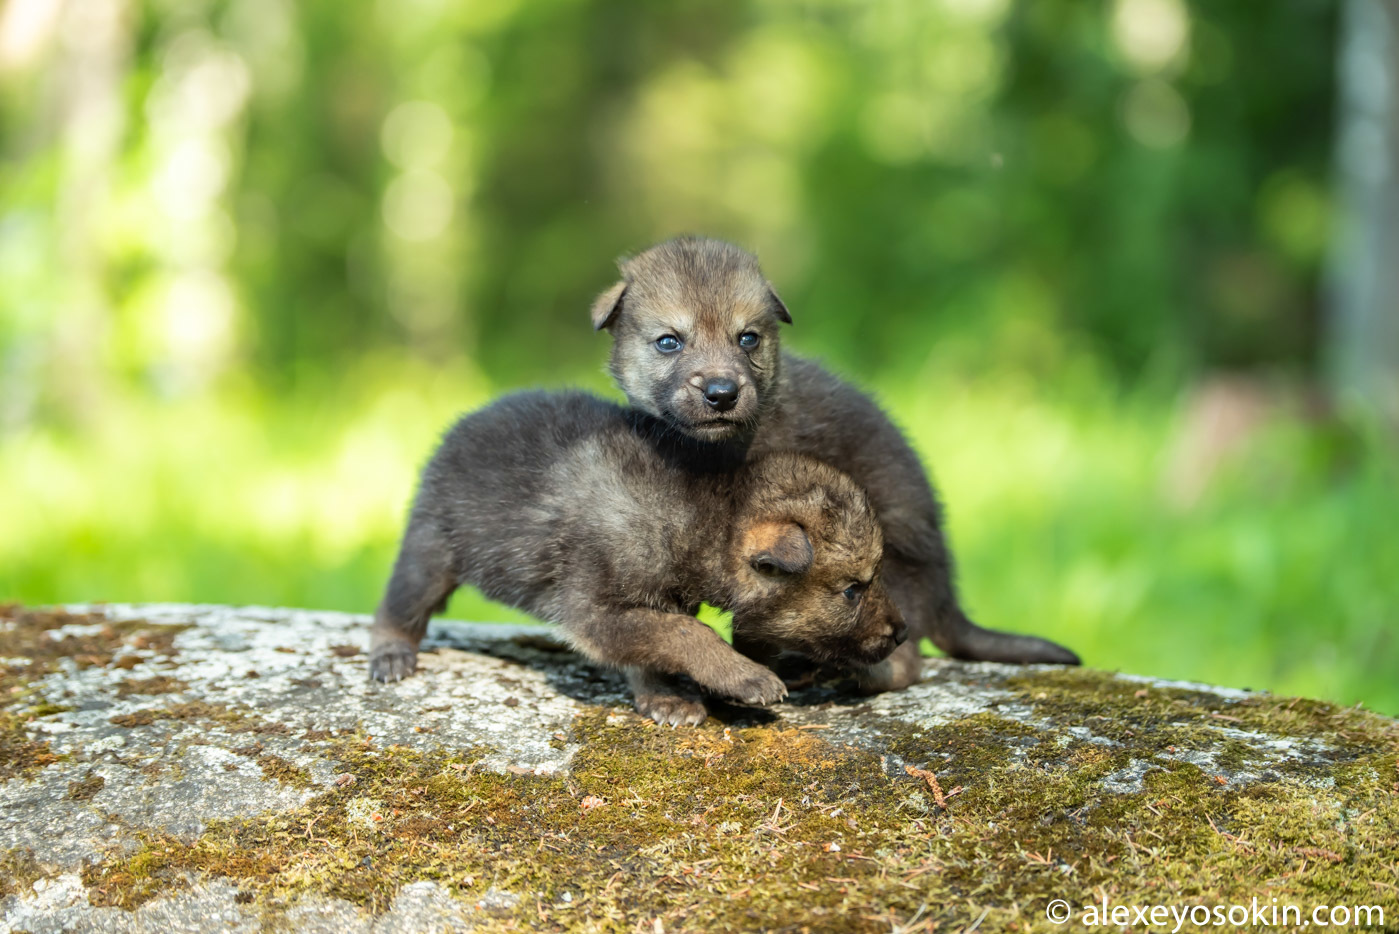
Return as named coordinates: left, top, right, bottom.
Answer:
left=1, top=354, right=1395, bottom=713
left=895, top=368, right=1399, bottom=717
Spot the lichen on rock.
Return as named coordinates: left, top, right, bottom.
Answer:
left=2, top=603, right=1396, bottom=932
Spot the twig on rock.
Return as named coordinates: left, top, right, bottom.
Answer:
left=904, top=764, right=947, bottom=809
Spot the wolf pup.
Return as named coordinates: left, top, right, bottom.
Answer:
left=590, top=236, right=1080, bottom=691
left=368, top=390, right=906, bottom=726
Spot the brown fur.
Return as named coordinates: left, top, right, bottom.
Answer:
left=593, top=241, right=788, bottom=444
left=368, top=391, right=905, bottom=726
left=592, top=237, right=1080, bottom=689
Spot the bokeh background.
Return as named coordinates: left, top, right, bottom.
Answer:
left=2, top=0, right=1396, bottom=710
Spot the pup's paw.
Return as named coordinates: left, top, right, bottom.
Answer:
left=634, top=691, right=708, bottom=727
left=855, top=639, right=922, bottom=694
left=368, top=643, right=417, bottom=682
left=854, top=658, right=894, bottom=695
left=713, top=662, right=789, bottom=707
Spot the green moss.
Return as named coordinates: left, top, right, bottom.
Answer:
left=1007, top=668, right=1399, bottom=748
left=256, top=754, right=315, bottom=789
left=0, top=694, right=74, bottom=782
left=0, top=709, right=62, bottom=780
left=0, top=604, right=190, bottom=748
left=0, top=848, right=50, bottom=898
left=1213, top=737, right=1262, bottom=772
left=25, top=702, right=76, bottom=717
left=68, top=771, right=106, bottom=801
left=82, top=840, right=186, bottom=911
left=79, top=706, right=1399, bottom=931
left=109, top=700, right=287, bottom=735
left=883, top=711, right=1044, bottom=784
left=116, top=676, right=188, bottom=697
left=0, top=605, right=188, bottom=685
left=0, top=606, right=189, bottom=781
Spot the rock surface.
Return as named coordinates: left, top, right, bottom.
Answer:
left=2, top=603, right=1397, bottom=933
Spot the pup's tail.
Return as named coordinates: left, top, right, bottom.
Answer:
left=942, top=612, right=1081, bottom=666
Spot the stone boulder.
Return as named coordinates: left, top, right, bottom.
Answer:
left=2, top=604, right=1396, bottom=932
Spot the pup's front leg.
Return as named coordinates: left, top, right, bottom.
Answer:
left=566, top=607, right=787, bottom=707
left=369, top=617, right=422, bottom=683
left=626, top=668, right=708, bottom=727
left=368, top=520, right=457, bottom=682
left=855, top=638, right=924, bottom=694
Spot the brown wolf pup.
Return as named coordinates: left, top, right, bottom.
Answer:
left=590, top=237, right=1080, bottom=691
left=368, top=390, right=906, bottom=726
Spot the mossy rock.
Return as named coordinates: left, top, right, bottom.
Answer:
left=2, top=604, right=1396, bottom=932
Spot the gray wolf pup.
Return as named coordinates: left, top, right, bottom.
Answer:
left=591, top=237, right=1079, bottom=691
left=368, top=390, right=906, bottom=725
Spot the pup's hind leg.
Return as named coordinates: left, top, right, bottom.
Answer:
left=369, top=520, right=457, bottom=682
left=626, top=668, right=708, bottom=727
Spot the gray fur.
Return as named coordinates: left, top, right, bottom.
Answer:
left=594, top=236, right=1081, bottom=691
left=369, top=390, right=906, bottom=725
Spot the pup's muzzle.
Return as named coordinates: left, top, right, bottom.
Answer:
left=891, top=619, right=909, bottom=646
left=702, top=378, right=740, bottom=411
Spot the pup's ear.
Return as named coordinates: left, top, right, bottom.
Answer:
left=744, top=521, right=813, bottom=576
left=767, top=286, right=792, bottom=325
left=591, top=280, right=627, bottom=331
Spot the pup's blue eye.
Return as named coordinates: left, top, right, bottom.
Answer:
left=738, top=332, right=760, bottom=349
left=655, top=335, right=683, bottom=354
left=843, top=584, right=864, bottom=602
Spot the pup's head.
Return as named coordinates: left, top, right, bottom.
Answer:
left=591, top=236, right=789, bottom=443
left=728, top=455, right=906, bottom=668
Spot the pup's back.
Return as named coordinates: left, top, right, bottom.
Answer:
left=411, top=390, right=693, bottom=613
left=368, top=389, right=905, bottom=725
left=370, top=390, right=723, bottom=679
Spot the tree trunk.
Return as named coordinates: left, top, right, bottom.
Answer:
left=1328, top=0, right=1399, bottom=427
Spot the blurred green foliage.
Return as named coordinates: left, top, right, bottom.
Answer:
left=2, top=0, right=1394, bottom=711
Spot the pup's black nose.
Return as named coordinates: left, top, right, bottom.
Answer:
left=891, top=621, right=908, bottom=645
left=702, top=378, right=739, bottom=411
